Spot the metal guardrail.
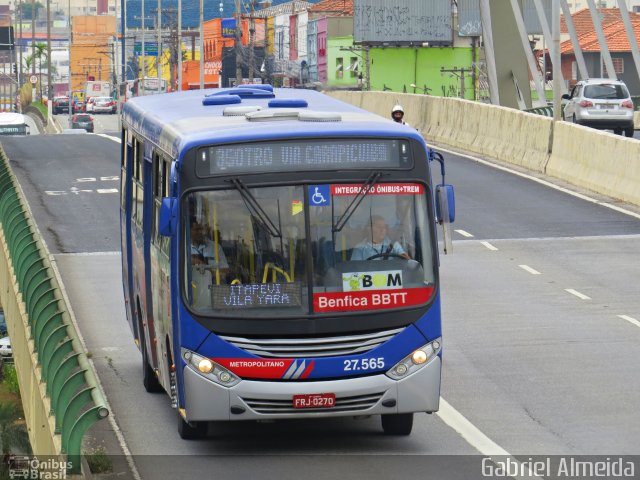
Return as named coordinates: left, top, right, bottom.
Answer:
left=525, top=105, right=554, bottom=117
left=0, top=145, right=108, bottom=474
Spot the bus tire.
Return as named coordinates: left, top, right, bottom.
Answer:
left=178, top=412, right=208, bottom=440
left=139, top=313, right=163, bottom=393
left=381, top=413, right=414, bottom=435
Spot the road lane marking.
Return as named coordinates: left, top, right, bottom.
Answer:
left=618, top=315, right=640, bottom=328
left=565, top=289, right=591, bottom=300
left=97, top=188, right=119, bottom=194
left=437, top=397, right=542, bottom=479
left=480, top=241, right=499, bottom=251
left=100, top=176, right=119, bottom=181
left=518, top=265, right=541, bottom=275
left=55, top=251, right=120, bottom=256
left=455, top=229, right=474, bottom=238
left=77, top=177, right=96, bottom=182
left=433, top=145, right=640, bottom=221
left=96, top=133, right=121, bottom=143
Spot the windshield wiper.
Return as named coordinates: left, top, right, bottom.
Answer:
left=229, top=178, right=282, bottom=238
left=332, top=171, right=384, bottom=233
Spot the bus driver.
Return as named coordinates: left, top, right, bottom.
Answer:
left=190, top=219, right=229, bottom=271
left=350, top=215, right=410, bottom=261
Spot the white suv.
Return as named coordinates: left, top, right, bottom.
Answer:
left=562, top=78, right=635, bottom=137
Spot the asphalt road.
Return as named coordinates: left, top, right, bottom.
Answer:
left=1, top=131, right=639, bottom=479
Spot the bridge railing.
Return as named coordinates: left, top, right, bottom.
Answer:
left=0, top=144, right=108, bottom=475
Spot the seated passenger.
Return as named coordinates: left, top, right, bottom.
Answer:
left=350, top=215, right=410, bottom=261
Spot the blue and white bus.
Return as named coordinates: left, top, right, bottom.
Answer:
left=120, top=86, right=455, bottom=438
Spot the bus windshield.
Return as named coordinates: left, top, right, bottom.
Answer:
left=184, top=182, right=434, bottom=317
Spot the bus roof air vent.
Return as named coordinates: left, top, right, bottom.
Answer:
left=245, top=109, right=300, bottom=122
left=268, top=99, right=308, bottom=108
left=223, top=105, right=262, bottom=116
left=202, top=94, right=242, bottom=106
left=237, top=84, right=274, bottom=92
left=298, top=111, right=342, bottom=122
left=206, top=87, right=275, bottom=99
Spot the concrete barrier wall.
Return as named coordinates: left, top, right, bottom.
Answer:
left=328, top=91, right=640, bottom=207
left=635, top=111, right=639, bottom=129
left=547, top=122, right=640, bottom=205
left=328, top=91, right=552, bottom=174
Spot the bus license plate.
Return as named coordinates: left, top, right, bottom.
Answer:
left=292, top=393, right=336, bottom=409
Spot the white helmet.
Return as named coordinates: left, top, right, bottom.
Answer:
left=392, top=104, right=404, bottom=114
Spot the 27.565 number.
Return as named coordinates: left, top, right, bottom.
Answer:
left=343, top=358, right=385, bottom=371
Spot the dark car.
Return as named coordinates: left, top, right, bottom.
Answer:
left=72, top=100, right=85, bottom=113
left=52, top=96, right=69, bottom=114
left=71, top=114, right=94, bottom=132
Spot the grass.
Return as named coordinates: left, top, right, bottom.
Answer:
left=31, top=101, right=49, bottom=118
left=84, top=446, right=113, bottom=474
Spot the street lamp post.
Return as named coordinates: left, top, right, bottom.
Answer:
left=177, top=0, right=182, bottom=91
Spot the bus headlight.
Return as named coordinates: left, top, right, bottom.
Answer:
left=182, top=348, right=240, bottom=387
left=386, top=338, right=441, bottom=381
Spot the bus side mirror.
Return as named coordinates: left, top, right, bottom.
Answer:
left=435, top=184, right=455, bottom=224
left=159, top=197, right=177, bottom=236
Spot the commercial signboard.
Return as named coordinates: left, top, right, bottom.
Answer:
left=354, top=0, right=453, bottom=46
left=221, top=18, right=236, bottom=38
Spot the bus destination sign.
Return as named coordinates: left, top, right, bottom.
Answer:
left=196, top=139, right=411, bottom=176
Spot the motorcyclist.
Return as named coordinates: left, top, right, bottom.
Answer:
left=391, top=104, right=407, bottom=125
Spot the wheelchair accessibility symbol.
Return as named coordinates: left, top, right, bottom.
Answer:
left=309, top=185, right=330, bottom=206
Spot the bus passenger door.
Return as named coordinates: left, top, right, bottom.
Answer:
left=120, top=131, right=138, bottom=340
left=142, top=143, right=159, bottom=370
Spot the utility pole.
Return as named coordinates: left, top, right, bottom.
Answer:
left=248, top=0, right=255, bottom=83
left=178, top=0, right=182, bottom=90
left=141, top=0, right=146, bottom=92
left=199, top=0, right=204, bottom=89
left=46, top=0, right=52, bottom=108
left=31, top=0, right=35, bottom=76
left=18, top=0, right=23, bottom=86
left=157, top=1, right=161, bottom=90
left=235, top=0, right=241, bottom=86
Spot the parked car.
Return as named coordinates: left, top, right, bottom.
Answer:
left=562, top=78, right=635, bottom=137
left=0, top=336, right=11, bottom=357
left=71, top=114, right=94, bottom=132
left=92, top=96, right=116, bottom=114
left=0, top=310, right=6, bottom=337
left=52, top=96, right=69, bottom=114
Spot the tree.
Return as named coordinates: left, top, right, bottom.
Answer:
left=31, top=43, right=48, bottom=99
left=17, top=2, right=43, bottom=20
left=0, top=402, right=31, bottom=458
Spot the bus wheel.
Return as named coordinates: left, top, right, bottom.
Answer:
left=139, top=317, right=163, bottom=393
left=381, top=413, right=414, bottom=435
left=178, top=412, right=208, bottom=440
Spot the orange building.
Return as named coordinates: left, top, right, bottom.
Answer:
left=70, top=16, right=117, bottom=96
left=181, top=17, right=266, bottom=90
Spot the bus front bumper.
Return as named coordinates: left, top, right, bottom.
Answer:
left=182, top=356, right=441, bottom=421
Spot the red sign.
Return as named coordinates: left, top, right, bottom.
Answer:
left=331, top=183, right=424, bottom=196
left=313, top=287, right=433, bottom=313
